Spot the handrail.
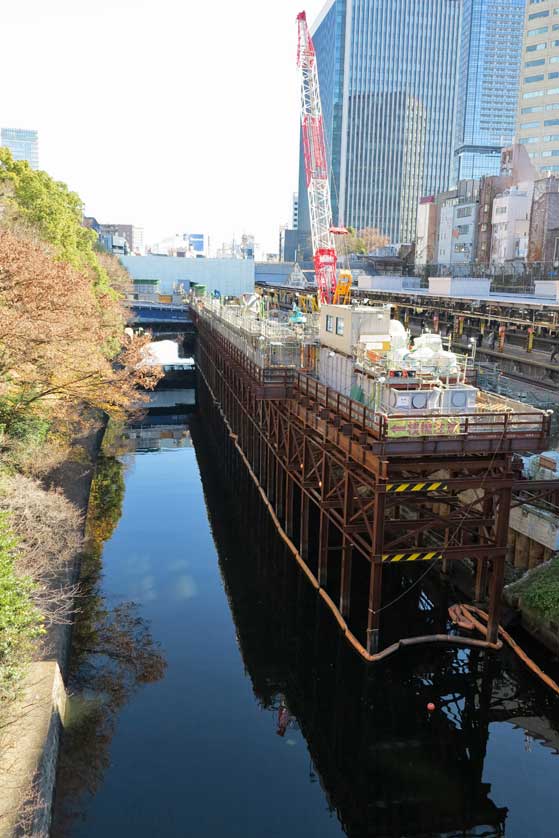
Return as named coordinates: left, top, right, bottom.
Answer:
left=198, top=312, right=549, bottom=445
left=292, top=371, right=548, bottom=443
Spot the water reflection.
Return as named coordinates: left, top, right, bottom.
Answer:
left=52, top=389, right=559, bottom=838
left=193, top=418, right=559, bottom=838
left=53, top=448, right=167, bottom=835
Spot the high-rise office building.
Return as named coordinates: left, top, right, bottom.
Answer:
left=516, top=0, right=559, bottom=176
left=292, top=193, right=299, bottom=230
left=1, top=127, right=39, bottom=169
left=454, top=1, right=525, bottom=182
left=297, top=0, right=462, bottom=251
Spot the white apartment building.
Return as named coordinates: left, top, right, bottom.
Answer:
left=490, top=183, right=534, bottom=263
left=133, top=227, right=145, bottom=255
left=517, top=1, right=559, bottom=175
left=415, top=199, right=438, bottom=267
left=437, top=200, right=479, bottom=267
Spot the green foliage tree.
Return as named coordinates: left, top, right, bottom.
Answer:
left=340, top=226, right=389, bottom=256
left=0, top=147, right=110, bottom=292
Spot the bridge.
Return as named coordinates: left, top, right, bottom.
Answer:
left=127, top=300, right=194, bottom=327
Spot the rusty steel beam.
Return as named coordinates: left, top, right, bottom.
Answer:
left=196, top=314, right=559, bottom=658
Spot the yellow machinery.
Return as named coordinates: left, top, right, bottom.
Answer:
left=299, top=293, right=319, bottom=314
left=333, top=269, right=353, bottom=305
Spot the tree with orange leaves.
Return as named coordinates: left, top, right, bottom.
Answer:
left=0, top=230, right=160, bottom=435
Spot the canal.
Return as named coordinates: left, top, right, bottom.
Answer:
left=52, top=390, right=559, bottom=837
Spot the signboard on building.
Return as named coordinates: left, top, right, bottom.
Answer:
left=189, top=234, right=205, bottom=253
left=386, top=416, right=461, bottom=439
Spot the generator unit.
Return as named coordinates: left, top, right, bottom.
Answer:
left=380, top=384, right=478, bottom=414
left=381, top=387, right=440, bottom=414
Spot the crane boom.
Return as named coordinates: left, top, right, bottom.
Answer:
left=297, top=11, right=337, bottom=305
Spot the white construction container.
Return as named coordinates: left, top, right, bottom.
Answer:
left=428, top=277, right=491, bottom=298
left=534, top=281, right=559, bottom=301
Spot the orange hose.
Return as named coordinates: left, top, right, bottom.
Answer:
left=449, top=603, right=559, bottom=696
left=200, top=370, right=502, bottom=663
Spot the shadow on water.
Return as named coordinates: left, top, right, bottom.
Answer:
left=52, top=385, right=559, bottom=837
left=192, top=406, right=559, bottom=838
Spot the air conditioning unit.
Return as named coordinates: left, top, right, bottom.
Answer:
left=381, top=387, right=439, bottom=413
left=438, top=385, right=478, bottom=412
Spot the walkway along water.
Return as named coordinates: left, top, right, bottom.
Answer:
left=51, top=393, right=559, bottom=837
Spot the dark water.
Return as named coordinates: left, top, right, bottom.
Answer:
left=52, top=398, right=559, bottom=838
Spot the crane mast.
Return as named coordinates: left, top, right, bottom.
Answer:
left=297, top=11, right=337, bottom=305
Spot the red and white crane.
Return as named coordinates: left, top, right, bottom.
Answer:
left=296, top=11, right=339, bottom=305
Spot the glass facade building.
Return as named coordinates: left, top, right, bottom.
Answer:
left=1, top=128, right=39, bottom=169
left=298, top=0, right=462, bottom=251
left=454, top=0, right=525, bottom=182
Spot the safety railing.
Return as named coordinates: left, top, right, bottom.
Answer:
left=293, top=372, right=550, bottom=444
left=197, top=303, right=551, bottom=446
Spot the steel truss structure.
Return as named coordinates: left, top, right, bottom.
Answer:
left=297, top=11, right=337, bottom=305
left=196, top=313, right=559, bottom=656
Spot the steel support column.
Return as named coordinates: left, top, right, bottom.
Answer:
left=487, top=488, right=512, bottom=644
left=340, top=537, right=352, bottom=618
left=318, top=511, right=329, bottom=586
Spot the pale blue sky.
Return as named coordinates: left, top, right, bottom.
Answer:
left=1, top=0, right=325, bottom=253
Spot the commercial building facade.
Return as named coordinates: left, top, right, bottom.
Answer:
left=516, top=0, right=559, bottom=175
left=454, top=0, right=525, bottom=182
left=297, top=0, right=462, bottom=255
left=528, top=175, right=559, bottom=264
left=298, top=1, right=532, bottom=257
left=490, top=183, right=534, bottom=264
left=437, top=184, right=480, bottom=268
left=1, top=127, right=39, bottom=169
left=415, top=144, right=545, bottom=271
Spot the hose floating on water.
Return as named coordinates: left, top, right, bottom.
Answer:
left=449, top=603, right=559, bottom=696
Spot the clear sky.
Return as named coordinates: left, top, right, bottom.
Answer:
left=1, top=0, right=326, bottom=254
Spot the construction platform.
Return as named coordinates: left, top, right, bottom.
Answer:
left=192, top=296, right=559, bottom=658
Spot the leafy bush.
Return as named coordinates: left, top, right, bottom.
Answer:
left=520, top=556, right=559, bottom=622
left=0, top=511, right=43, bottom=702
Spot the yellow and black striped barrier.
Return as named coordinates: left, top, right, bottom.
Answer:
left=385, top=481, right=448, bottom=494
left=381, top=551, right=443, bottom=563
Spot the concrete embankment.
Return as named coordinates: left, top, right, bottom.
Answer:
left=0, top=420, right=105, bottom=838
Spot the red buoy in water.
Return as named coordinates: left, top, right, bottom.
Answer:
left=427, top=702, right=435, bottom=712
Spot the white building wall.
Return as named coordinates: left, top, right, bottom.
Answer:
left=437, top=204, right=454, bottom=265
left=490, top=184, right=533, bottom=264
left=415, top=201, right=437, bottom=267
left=120, top=255, right=255, bottom=297
left=437, top=202, right=478, bottom=266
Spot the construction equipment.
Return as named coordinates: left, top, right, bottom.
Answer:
left=333, top=269, right=353, bottom=305
left=297, top=11, right=347, bottom=306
